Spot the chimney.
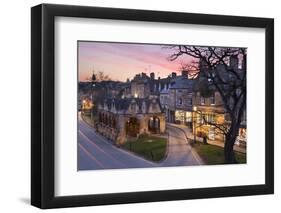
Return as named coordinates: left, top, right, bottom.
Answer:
left=141, top=72, right=147, bottom=78
left=171, top=72, right=177, bottom=78
left=182, top=70, right=188, bottom=77
left=150, top=72, right=155, bottom=79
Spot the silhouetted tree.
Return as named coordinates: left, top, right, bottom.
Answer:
left=168, top=46, right=246, bottom=164
left=86, top=68, right=111, bottom=82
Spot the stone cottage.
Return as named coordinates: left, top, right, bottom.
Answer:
left=96, top=96, right=166, bottom=145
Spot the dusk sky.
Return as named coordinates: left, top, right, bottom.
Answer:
left=78, top=41, right=193, bottom=82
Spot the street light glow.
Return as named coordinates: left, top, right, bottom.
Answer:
left=134, top=93, right=138, bottom=98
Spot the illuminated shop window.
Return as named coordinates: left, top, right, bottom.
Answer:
left=175, top=110, right=185, bottom=123
left=185, top=111, right=192, bottom=122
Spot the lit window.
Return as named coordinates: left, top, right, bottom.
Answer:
left=205, top=113, right=215, bottom=123
left=185, top=112, right=192, bottom=122
left=175, top=110, right=185, bottom=122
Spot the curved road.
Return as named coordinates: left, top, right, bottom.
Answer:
left=160, top=125, right=203, bottom=167
left=78, top=114, right=156, bottom=170
left=78, top=114, right=202, bottom=170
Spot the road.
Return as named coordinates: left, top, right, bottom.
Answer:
left=78, top=114, right=202, bottom=170
left=160, top=124, right=203, bottom=167
left=78, top=114, right=156, bottom=170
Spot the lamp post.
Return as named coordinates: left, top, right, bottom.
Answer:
left=193, top=106, right=197, bottom=144
left=82, top=99, right=86, bottom=114
left=91, top=73, right=96, bottom=122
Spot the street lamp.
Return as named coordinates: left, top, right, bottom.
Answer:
left=134, top=92, right=138, bottom=98
left=82, top=99, right=86, bottom=114
left=193, top=106, right=197, bottom=144
left=91, top=73, right=96, bottom=122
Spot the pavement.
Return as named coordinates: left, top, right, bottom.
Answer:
left=167, top=123, right=246, bottom=154
left=78, top=113, right=203, bottom=170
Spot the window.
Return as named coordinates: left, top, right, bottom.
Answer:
left=175, top=110, right=185, bottom=123
left=197, top=114, right=203, bottom=124
left=164, top=96, right=167, bottom=104
left=210, top=93, right=215, bottom=105
left=199, top=113, right=216, bottom=125
left=201, top=96, right=205, bottom=105
left=209, top=127, right=215, bottom=140
left=204, top=113, right=215, bottom=124
left=188, top=98, right=192, bottom=105
left=131, top=104, right=137, bottom=112
left=178, top=97, right=183, bottom=105
left=142, top=103, right=146, bottom=113
left=151, top=103, right=157, bottom=111
left=208, top=113, right=215, bottom=123
left=185, top=112, right=192, bottom=122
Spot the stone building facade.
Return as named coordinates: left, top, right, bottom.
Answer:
left=193, top=87, right=246, bottom=146
left=192, top=90, right=226, bottom=141
left=96, top=96, right=166, bottom=145
left=125, top=72, right=177, bottom=99
left=192, top=55, right=247, bottom=145
left=164, top=71, right=195, bottom=126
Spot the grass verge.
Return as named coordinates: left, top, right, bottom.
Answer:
left=122, top=135, right=167, bottom=162
left=192, top=143, right=246, bottom=165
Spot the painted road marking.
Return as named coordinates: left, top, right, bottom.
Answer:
left=79, top=130, right=125, bottom=167
left=78, top=143, right=104, bottom=169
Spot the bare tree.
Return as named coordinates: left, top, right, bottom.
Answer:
left=85, top=68, right=111, bottom=82
left=96, top=71, right=110, bottom=81
left=168, top=46, right=246, bottom=164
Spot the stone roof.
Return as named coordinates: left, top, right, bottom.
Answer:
left=101, top=97, right=163, bottom=114
left=160, top=88, right=169, bottom=94
left=169, top=76, right=195, bottom=90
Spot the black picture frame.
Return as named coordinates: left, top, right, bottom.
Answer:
left=31, top=3, right=274, bottom=209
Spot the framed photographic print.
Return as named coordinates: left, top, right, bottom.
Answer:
left=31, top=3, right=274, bottom=209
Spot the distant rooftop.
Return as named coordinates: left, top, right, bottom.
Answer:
left=169, top=76, right=195, bottom=89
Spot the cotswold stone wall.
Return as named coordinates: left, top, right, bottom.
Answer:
left=96, top=123, right=118, bottom=141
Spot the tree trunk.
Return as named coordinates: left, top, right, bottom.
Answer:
left=224, top=134, right=237, bottom=164
left=224, top=94, right=246, bottom=164
left=224, top=122, right=240, bottom=164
